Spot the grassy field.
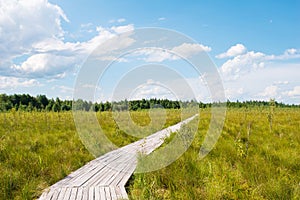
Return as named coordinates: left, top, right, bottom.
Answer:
left=129, top=108, right=300, bottom=199
left=0, top=110, right=182, bottom=199
left=0, top=108, right=299, bottom=199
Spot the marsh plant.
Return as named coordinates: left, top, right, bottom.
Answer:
left=0, top=108, right=299, bottom=199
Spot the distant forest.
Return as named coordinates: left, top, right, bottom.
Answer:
left=0, top=93, right=299, bottom=112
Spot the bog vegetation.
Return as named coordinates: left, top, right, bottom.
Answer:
left=0, top=94, right=299, bottom=199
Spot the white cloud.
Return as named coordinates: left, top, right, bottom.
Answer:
left=130, top=43, right=211, bottom=62
left=0, top=76, right=40, bottom=90
left=133, top=48, right=176, bottom=62
left=11, top=53, right=78, bottom=77
left=219, top=45, right=300, bottom=80
left=285, top=48, right=297, bottom=55
left=216, top=44, right=247, bottom=59
left=286, top=86, right=300, bottom=97
left=220, top=51, right=265, bottom=79
left=117, top=18, right=126, bottom=23
left=258, top=85, right=278, bottom=97
left=32, top=38, right=80, bottom=54
left=110, top=24, right=134, bottom=34
left=274, top=80, right=289, bottom=85
left=225, top=87, right=244, bottom=99
left=0, top=0, right=135, bottom=78
left=158, top=17, right=166, bottom=21
left=109, top=18, right=126, bottom=23
left=171, top=43, right=211, bottom=57
left=80, top=23, right=93, bottom=28
left=0, top=0, right=68, bottom=60
left=276, top=48, right=300, bottom=60
left=129, top=80, right=175, bottom=100
left=55, top=85, right=74, bottom=93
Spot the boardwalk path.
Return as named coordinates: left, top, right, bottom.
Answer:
left=39, top=114, right=197, bottom=200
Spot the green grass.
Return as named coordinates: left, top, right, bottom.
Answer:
left=0, top=108, right=299, bottom=199
left=128, top=108, right=300, bottom=199
left=0, top=111, right=92, bottom=199
left=0, top=110, right=182, bottom=199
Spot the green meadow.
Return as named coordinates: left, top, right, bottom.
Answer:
left=0, top=108, right=299, bottom=199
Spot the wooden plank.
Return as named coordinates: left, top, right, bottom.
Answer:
left=82, top=187, right=89, bottom=200
left=105, top=157, right=136, bottom=185
left=114, top=186, right=122, bottom=199
left=99, top=187, right=106, bottom=200
left=76, top=187, right=84, bottom=200
left=94, top=186, right=100, bottom=200
left=53, top=151, right=122, bottom=188
left=67, top=151, right=124, bottom=187
left=69, top=149, right=126, bottom=187
left=104, top=187, right=111, bottom=200
left=109, top=157, right=137, bottom=186
left=119, top=186, right=128, bottom=199
left=109, top=186, right=117, bottom=200
left=82, top=164, right=112, bottom=187
left=83, top=152, right=134, bottom=187
left=89, top=187, right=94, bottom=200
left=50, top=188, right=61, bottom=200
left=63, top=187, right=72, bottom=200
left=70, top=163, right=106, bottom=187
left=69, top=187, right=78, bottom=200
left=38, top=190, right=49, bottom=200
left=57, top=187, right=67, bottom=200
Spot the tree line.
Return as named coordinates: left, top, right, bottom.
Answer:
left=0, top=93, right=299, bottom=112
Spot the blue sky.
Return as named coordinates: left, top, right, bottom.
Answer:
left=0, top=0, right=300, bottom=103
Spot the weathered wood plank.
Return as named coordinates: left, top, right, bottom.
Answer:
left=104, top=187, right=111, bottom=200
left=99, top=186, right=106, bottom=200
left=94, top=186, right=100, bottom=200
left=89, top=187, right=94, bottom=200
left=63, top=187, right=72, bottom=200
left=77, top=187, right=84, bottom=200
left=57, top=187, right=67, bottom=200
left=46, top=188, right=60, bottom=200
left=119, top=186, right=128, bottom=199
left=69, top=187, right=78, bottom=200
left=109, top=186, right=117, bottom=200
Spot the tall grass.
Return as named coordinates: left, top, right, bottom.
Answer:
left=0, top=111, right=92, bottom=199
left=0, top=108, right=299, bottom=199
left=0, top=110, right=182, bottom=199
left=128, top=108, right=300, bottom=199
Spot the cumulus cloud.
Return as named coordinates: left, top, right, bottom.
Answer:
left=225, top=87, right=244, bottom=99
left=0, top=76, right=40, bottom=90
left=219, top=45, right=300, bottom=80
left=216, top=43, right=247, bottom=59
left=0, top=0, right=69, bottom=60
left=130, top=43, right=211, bottom=62
left=276, top=48, right=300, bottom=60
left=220, top=51, right=266, bottom=79
left=258, top=85, right=278, bottom=97
left=11, top=53, right=78, bottom=77
left=110, top=24, right=134, bottom=34
left=132, top=48, right=175, bottom=62
left=171, top=43, right=211, bottom=57
left=0, top=0, right=135, bottom=78
left=274, top=80, right=289, bottom=85
left=130, top=80, right=175, bottom=100
left=52, top=85, right=74, bottom=93
left=286, top=86, right=300, bottom=97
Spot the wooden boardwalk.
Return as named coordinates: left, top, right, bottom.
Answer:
left=39, top=115, right=197, bottom=200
